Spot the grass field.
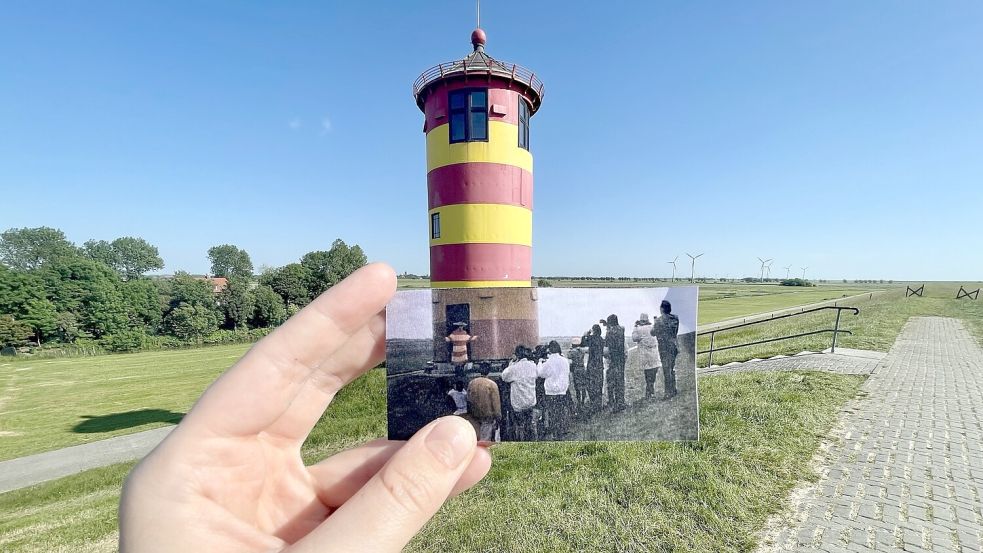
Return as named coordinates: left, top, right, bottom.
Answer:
left=0, top=344, right=252, bottom=461
left=0, top=282, right=884, bottom=461
left=697, top=282, right=983, bottom=366
left=0, top=369, right=863, bottom=553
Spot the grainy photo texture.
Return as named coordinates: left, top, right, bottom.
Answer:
left=386, top=287, right=699, bottom=442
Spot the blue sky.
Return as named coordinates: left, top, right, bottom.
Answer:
left=2, top=1, right=981, bottom=280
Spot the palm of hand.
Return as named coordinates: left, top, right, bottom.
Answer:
left=120, top=265, right=490, bottom=553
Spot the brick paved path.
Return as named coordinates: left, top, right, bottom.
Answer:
left=768, top=317, right=983, bottom=552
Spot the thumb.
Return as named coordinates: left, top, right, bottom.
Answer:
left=288, top=416, right=478, bottom=552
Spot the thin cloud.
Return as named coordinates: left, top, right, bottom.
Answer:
left=320, top=116, right=332, bottom=134
left=288, top=118, right=302, bottom=130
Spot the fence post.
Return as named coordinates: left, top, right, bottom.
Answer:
left=831, top=309, right=843, bottom=353
left=708, top=332, right=715, bottom=368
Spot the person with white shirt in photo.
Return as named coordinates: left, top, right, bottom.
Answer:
left=446, top=380, right=468, bottom=415
left=501, top=345, right=538, bottom=441
left=537, top=340, right=571, bottom=438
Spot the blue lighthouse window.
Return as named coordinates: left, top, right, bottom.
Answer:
left=518, top=98, right=530, bottom=151
left=449, top=89, right=488, bottom=143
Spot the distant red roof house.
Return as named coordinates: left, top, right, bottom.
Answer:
left=196, top=277, right=228, bottom=294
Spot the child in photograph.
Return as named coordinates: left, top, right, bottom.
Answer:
left=447, top=380, right=468, bottom=415
left=445, top=322, right=478, bottom=378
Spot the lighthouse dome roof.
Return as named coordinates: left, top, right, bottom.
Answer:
left=412, top=29, right=544, bottom=115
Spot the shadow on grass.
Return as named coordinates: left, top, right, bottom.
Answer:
left=72, top=409, right=185, bottom=433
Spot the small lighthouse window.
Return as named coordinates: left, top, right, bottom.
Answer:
left=518, top=98, right=530, bottom=151
left=431, top=212, right=441, bottom=239
left=448, top=89, right=488, bottom=143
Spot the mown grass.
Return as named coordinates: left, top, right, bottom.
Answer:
left=0, top=344, right=253, bottom=461
left=0, top=370, right=863, bottom=553
left=0, top=283, right=880, bottom=461
left=0, top=368, right=386, bottom=552
left=697, top=282, right=983, bottom=366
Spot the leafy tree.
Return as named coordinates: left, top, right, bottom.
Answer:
left=0, top=227, right=79, bottom=270
left=218, top=278, right=254, bottom=330
left=85, top=237, right=164, bottom=280
left=260, top=263, right=313, bottom=307
left=83, top=239, right=117, bottom=268
left=251, top=284, right=287, bottom=328
left=0, top=315, right=32, bottom=348
left=300, top=239, right=367, bottom=297
left=207, top=244, right=254, bottom=279
left=39, top=257, right=128, bottom=338
left=0, top=265, right=59, bottom=344
left=122, top=278, right=165, bottom=332
left=165, top=303, right=218, bottom=343
left=167, top=272, right=218, bottom=312
left=54, top=311, right=83, bottom=343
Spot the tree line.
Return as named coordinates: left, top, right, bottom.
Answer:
left=0, top=227, right=366, bottom=353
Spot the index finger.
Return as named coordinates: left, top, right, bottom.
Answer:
left=181, top=262, right=396, bottom=437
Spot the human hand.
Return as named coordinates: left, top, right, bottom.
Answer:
left=119, top=263, right=491, bottom=552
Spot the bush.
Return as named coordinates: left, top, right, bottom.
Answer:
left=101, top=329, right=148, bottom=353
left=536, top=278, right=552, bottom=288
left=202, top=327, right=273, bottom=346
left=780, top=278, right=815, bottom=287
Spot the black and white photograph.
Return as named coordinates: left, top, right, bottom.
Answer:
left=386, top=286, right=699, bottom=442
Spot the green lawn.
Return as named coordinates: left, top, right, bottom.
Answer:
left=697, top=282, right=983, bottom=366
left=0, top=282, right=884, bottom=461
left=694, top=285, right=877, bottom=324
left=0, top=344, right=252, bottom=461
left=0, top=370, right=863, bottom=553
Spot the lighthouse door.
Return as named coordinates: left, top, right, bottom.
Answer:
left=445, top=303, right=471, bottom=360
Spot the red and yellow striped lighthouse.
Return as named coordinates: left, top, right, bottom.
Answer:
left=413, top=28, right=545, bottom=363
left=413, top=28, right=544, bottom=288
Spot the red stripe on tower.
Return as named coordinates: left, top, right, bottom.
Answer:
left=428, top=163, right=533, bottom=210
left=429, top=243, right=532, bottom=282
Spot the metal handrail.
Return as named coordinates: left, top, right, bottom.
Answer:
left=412, top=58, right=546, bottom=103
left=697, top=306, right=860, bottom=368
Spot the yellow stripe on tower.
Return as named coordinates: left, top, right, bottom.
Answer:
left=430, top=280, right=531, bottom=288
left=426, top=121, right=533, bottom=173
left=428, top=203, right=532, bottom=246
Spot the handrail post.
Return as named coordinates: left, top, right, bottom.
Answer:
left=831, top=309, right=843, bottom=353
left=708, top=331, right=715, bottom=368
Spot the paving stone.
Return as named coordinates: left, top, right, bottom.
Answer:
left=761, top=317, right=983, bottom=552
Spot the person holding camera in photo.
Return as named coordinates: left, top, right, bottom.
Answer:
left=604, top=314, right=627, bottom=412
left=651, top=300, right=680, bottom=399
left=632, top=313, right=662, bottom=400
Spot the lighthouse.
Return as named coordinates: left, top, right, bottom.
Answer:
left=412, top=28, right=544, bottom=364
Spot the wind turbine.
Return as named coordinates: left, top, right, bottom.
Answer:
left=765, top=261, right=773, bottom=280
left=667, top=256, right=678, bottom=283
left=757, top=257, right=772, bottom=283
left=685, top=252, right=704, bottom=282
left=801, top=267, right=808, bottom=279
left=784, top=265, right=792, bottom=279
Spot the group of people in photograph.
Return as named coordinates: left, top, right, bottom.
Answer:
left=444, top=300, right=681, bottom=442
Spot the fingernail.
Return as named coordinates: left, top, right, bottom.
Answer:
left=425, top=418, right=473, bottom=469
